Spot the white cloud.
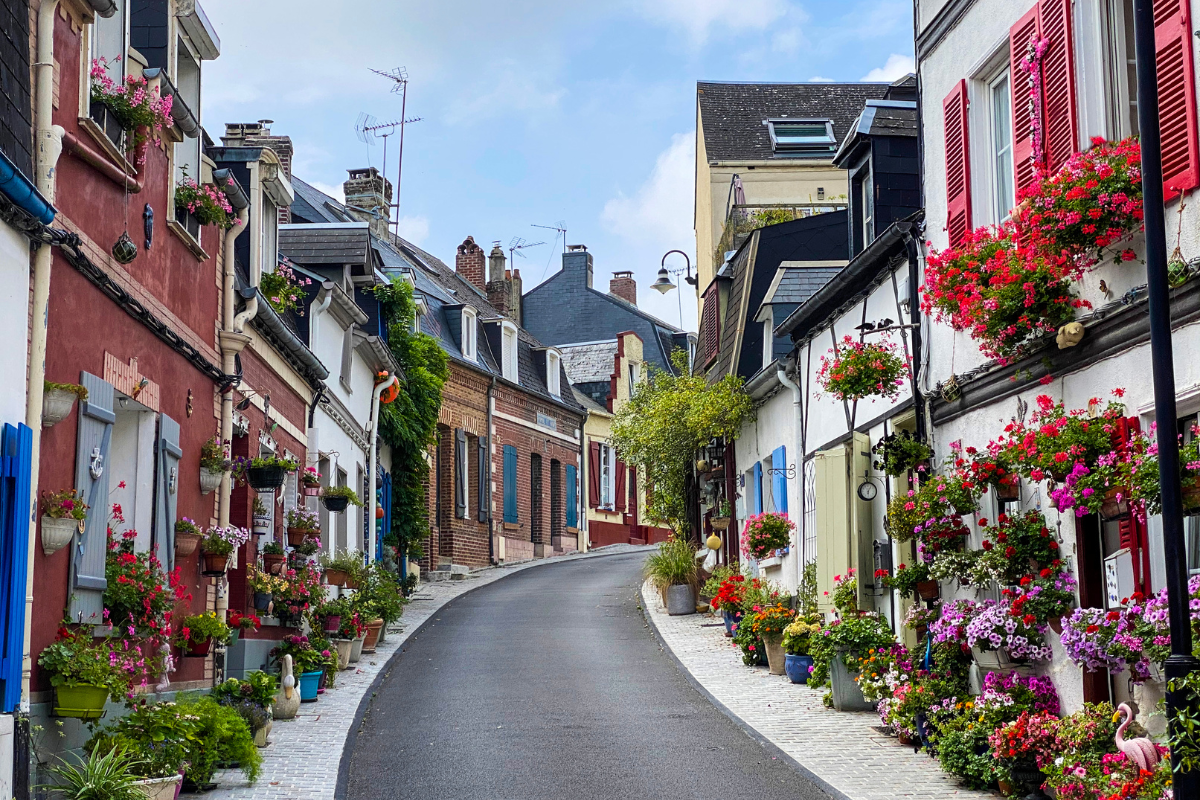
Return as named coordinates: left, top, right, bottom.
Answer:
left=397, top=215, right=431, bottom=246
left=861, top=53, right=915, bottom=82
left=808, top=76, right=836, bottom=83
left=635, top=0, right=790, bottom=44
left=600, top=133, right=697, bottom=331
left=309, top=181, right=346, bottom=203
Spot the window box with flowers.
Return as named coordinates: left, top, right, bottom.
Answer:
left=177, top=611, right=231, bottom=658
left=88, top=57, right=173, bottom=164
left=200, top=526, right=250, bottom=576
left=817, top=335, right=909, bottom=402
left=175, top=176, right=238, bottom=231
left=41, top=489, right=86, bottom=556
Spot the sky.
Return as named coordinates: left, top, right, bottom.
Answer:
left=201, top=0, right=916, bottom=333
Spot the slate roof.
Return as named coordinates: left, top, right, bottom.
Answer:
left=290, top=177, right=352, bottom=224
left=560, top=341, right=618, bottom=384
left=279, top=223, right=371, bottom=266
left=697, top=81, right=891, bottom=162
left=571, top=385, right=609, bottom=415
left=833, top=100, right=920, bottom=166
left=762, top=264, right=845, bottom=305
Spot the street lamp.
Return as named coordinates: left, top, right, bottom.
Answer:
left=1132, top=0, right=1199, bottom=793
left=654, top=250, right=696, bottom=328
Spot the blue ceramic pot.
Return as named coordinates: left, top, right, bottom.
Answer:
left=722, top=610, right=735, bottom=636
left=299, top=670, right=322, bottom=702
left=785, top=653, right=814, bottom=684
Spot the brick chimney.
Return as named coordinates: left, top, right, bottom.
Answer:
left=610, top=271, right=637, bottom=306
left=222, top=120, right=294, bottom=223
left=456, top=236, right=486, bottom=291
left=487, top=243, right=510, bottom=315
left=343, top=168, right=394, bottom=239
left=509, top=268, right=523, bottom=326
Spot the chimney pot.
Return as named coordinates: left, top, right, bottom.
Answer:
left=610, top=271, right=637, bottom=306
left=343, top=167, right=394, bottom=239
left=456, top=236, right=486, bottom=292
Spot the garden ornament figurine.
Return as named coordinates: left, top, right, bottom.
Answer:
left=274, top=654, right=300, bottom=720
left=1056, top=321, right=1085, bottom=349
left=1113, top=703, right=1160, bottom=771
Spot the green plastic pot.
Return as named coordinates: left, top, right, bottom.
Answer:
left=53, top=684, right=109, bottom=719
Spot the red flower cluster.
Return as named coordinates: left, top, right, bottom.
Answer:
left=712, top=574, right=746, bottom=612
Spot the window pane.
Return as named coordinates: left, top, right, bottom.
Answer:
left=92, top=0, right=126, bottom=77
left=992, top=74, right=1015, bottom=217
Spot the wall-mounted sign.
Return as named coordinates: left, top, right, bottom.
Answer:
left=1104, top=548, right=1134, bottom=609
left=536, top=412, right=557, bottom=432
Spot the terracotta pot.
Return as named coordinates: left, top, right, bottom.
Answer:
left=201, top=551, right=229, bottom=576
left=994, top=479, right=1020, bottom=502
left=916, top=580, right=941, bottom=601
left=344, top=576, right=360, bottom=590
left=764, top=635, right=786, bottom=676
left=898, top=730, right=916, bottom=746
left=324, top=568, right=349, bottom=587
left=363, top=619, right=384, bottom=653
left=1049, top=616, right=1064, bottom=634
left=286, top=527, right=311, bottom=547
left=263, top=553, right=285, bottom=575
left=1100, top=487, right=1131, bottom=521
left=174, top=530, right=201, bottom=558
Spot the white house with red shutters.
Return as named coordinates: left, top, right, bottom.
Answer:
left=917, top=0, right=1200, bottom=723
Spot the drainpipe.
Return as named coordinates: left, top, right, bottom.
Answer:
left=776, top=361, right=804, bottom=581
left=217, top=206, right=251, bottom=531
left=22, top=0, right=66, bottom=717
left=366, top=375, right=399, bottom=564
left=310, top=287, right=332, bottom=347
left=486, top=376, right=496, bottom=563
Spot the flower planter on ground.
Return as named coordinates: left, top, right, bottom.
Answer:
left=665, top=584, right=695, bottom=615
left=349, top=635, right=365, bottom=663
left=246, top=465, right=287, bottom=491
left=298, top=670, right=322, bottom=702
left=40, top=515, right=77, bottom=556
left=763, top=636, right=785, bottom=676
left=784, top=653, right=814, bottom=683
left=721, top=609, right=741, bottom=637
left=201, top=552, right=229, bottom=576
left=323, top=495, right=350, bottom=513
left=334, top=639, right=353, bottom=669
left=363, top=618, right=384, bottom=653
left=322, top=615, right=342, bottom=634
left=42, top=387, right=79, bottom=428
left=199, top=467, right=224, bottom=496
left=52, top=684, right=108, bottom=719
left=132, top=774, right=182, bottom=800
left=174, top=530, right=201, bottom=558
left=829, top=656, right=873, bottom=712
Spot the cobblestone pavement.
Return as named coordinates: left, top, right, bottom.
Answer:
left=640, top=582, right=997, bottom=800
left=202, top=545, right=652, bottom=800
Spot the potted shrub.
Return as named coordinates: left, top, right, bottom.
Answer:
left=321, top=485, right=362, bottom=513
left=178, top=611, right=232, bottom=657
left=285, top=507, right=319, bottom=546
left=781, top=617, right=821, bottom=683
left=316, top=597, right=349, bottom=634
left=38, top=627, right=131, bottom=719
left=293, top=535, right=320, bottom=557
left=872, top=430, right=933, bottom=477
left=227, top=611, right=260, bottom=648
left=259, top=542, right=286, bottom=575
left=42, top=380, right=87, bottom=428
left=300, top=466, right=322, bottom=497
left=210, top=671, right=277, bottom=747
left=173, top=517, right=201, bottom=557
left=168, top=695, right=262, bottom=790
left=200, top=525, right=250, bottom=576
left=742, top=603, right=796, bottom=676
left=41, top=488, right=86, bottom=556
left=739, top=512, right=793, bottom=561
left=816, top=334, right=909, bottom=402
left=198, top=436, right=230, bottom=495
left=643, top=536, right=697, bottom=615
left=881, top=561, right=938, bottom=601
left=46, top=748, right=145, bottom=800
left=233, top=453, right=298, bottom=492
left=248, top=567, right=279, bottom=610
left=809, top=612, right=896, bottom=711
left=711, top=574, right=747, bottom=635
left=319, top=551, right=360, bottom=587
left=965, top=598, right=1052, bottom=670
left=251, top=496, right=271, bottom=536
left=710, top=499, right=732, bottom=531
left=295, top=649, right=326, bottom=703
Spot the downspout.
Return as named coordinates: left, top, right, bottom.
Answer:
left=776, top=360, right=804, bottom=585
left=216, top=206, right=251, bottom=531
left=366, top=375, right=399, bottom=564
left=486, top=376, right=496, bottom=563
left=901, top=229, right=928, bottom=444
left=23, top=0, right=66, bottom=712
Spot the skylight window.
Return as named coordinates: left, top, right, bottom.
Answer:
left=766, top=120, right=837, bottom=155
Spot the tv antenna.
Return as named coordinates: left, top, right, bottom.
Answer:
left=354, top=113, right=420, bottom=224
left=532, top=221, right=568, bottom=252
left=370, top=67, right=419, bottom=237
left=508, top=237, right=544, bottom=266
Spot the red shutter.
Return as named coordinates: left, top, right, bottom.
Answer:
left=943, top=79, right=972, bottom=246
left=1111, top=417, right=1150, bottom=595
left=588, top=442, right=600, bottom=508
left=1038, top=0, right=1078, bottom=173
left=700, top=285, right=720, bottom=365
left=614, top=460, right=627, bottom=512
left=1010, top=6, right=1043, bottom=196
left=1154, top=0, right=1200, bottom=201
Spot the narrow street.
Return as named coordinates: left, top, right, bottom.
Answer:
left=343, top=552, right=829, bottom=800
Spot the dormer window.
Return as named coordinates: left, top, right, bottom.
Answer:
left=546, top=349, right=561, bottom=397
left=501, top=321, right=518, bottom=382
left=765, top=119, right=836, bottom=156
left=461, top=307, right=477, bottom=361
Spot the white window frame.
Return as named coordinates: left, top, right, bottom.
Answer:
left=1102, top=0, right=1139, bottom=141
left=765, top=119, right=837, bottom=155
left=987, top=69, right=1016, bottom=223
left=88, top=0, right=129, bottom=104
left=599, top=444, right=614, bottom=509
left=969, top=47, right=1018, bottom=226
left=628, top=361, right=640, bottom=397
left=173, top=37, right=202, bottom=190
left=461, top=307, right=478, bottom=361
left=546, top=349, right=561, bottom=397
left=501, top=321, right=519, bottom=382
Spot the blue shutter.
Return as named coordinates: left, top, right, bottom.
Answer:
left=0, top=423, right=31, bottom=712
left=565, top=464, right=577, bottom=528
left=753, top=462, right=763, bottom=515
left=503, top=445, right=518, bottom=524
left=71, top=372, right=115, bottom=624
left=155, top=414, right=182, bottom=571
left=772, top=446, right=788, bottom=515
left=380, top=471, right=392, bottom=563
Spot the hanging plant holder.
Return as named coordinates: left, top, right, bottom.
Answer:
left=199, top=467, right=224, bottom=496
left=201, top=551, right=230, bottom=577
left=1100, top=488, right=1132, bottom=522
left=42, top=387, right=82, bottom=428
left=41, top=516, right=80, bottom=556
left=323, top=495, right=350, bottom=513
left=111, top=232, right=138, bottom=264
left=251, top=514, right=271, bottom=536
left=286, top=527, right=311, bottom=547
left=246, top=465, right=287, bottom=491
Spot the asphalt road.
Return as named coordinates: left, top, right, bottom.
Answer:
left=343, top=551, right=832, bottom=800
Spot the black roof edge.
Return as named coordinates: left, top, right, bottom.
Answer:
left=775, top=212, right=924, bottom=341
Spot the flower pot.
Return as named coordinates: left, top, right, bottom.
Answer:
left=199, top=467, right=224, bottom=496
left=722, top=610, right=737, bottom=637
left=764, top=636, right=786, bottom=675
left=897, top=730, right=916, bottom=746
left=711, top=516, right=731, bottom=531
left=52, top=684, right=109, bottom=719
left=343, top=576, right=360, bottom=590
left=322, top=615, right=342, bottom=634
left=349, top=635, right=365, bottom=663
left=324, top=568, right=349, bottom=587
left=286, top=527, right=311, bottom=547
left=334, top=639, right=353, bottom=670
left=132, top=774, right=182, bottom=800
left=784, top=653, right=814, bottom=684
left=174, top=530, right=201, bottom=558
left=201, top=551, right=230, bottom=576
left=228, top=628, right=240, bottom=648
left=916, top=580, right=941, bottom=601
left=254, top=591, right=273, bottom=611
left=830, top=656, right=873, bottom=712
left=186, top=638, right=212, bottom=657
left=1049, top=616, right=1063, bottom=634
left=317, top=670, right=327, bottom=694
left=247, top=465, right=287, bottom=491
left=263, top=553, right=285, bottom=575
left=252, top=515, right=271, bottom=536
left=665, top=584, right=695, bottom=616
left=302, top=484, right=321, bottom=497
left=995, top=479, right=1021, bottom=502
left=1184, top=477, right=1200, bottom=510
left=363, top=619, right=384, bottom=653
left=42, top=387, right=78, bottom=428
left=41, top=515, right=78, bottom=556
left=323, top=495, right=350, bottom=513
left=1100, top=488, right=1131, bottom=521
left=971, top=645, right=1022, bottom=671
left=253, top=720, right=272, bottom=747
left=298, top=670, right=322, bottom=702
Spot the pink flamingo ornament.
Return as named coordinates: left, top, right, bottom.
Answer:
left=1113, top=703, right=1161, bottom=772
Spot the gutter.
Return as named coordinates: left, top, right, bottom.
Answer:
left=366, top=375, right=400, bottom=563
left=248, top=293, right=330, bottom=385
left=0, top=152, right=54, bottom=224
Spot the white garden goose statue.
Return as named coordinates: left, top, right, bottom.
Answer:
left=1113, top=703, right=1161, bottom=772
left=273, top=654, right=300, bottom=720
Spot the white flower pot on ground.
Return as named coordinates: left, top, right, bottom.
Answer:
left=132, top=774, right=182, bottom=800
left=199, top=467, right=224, bottom=495
left=41, top=516, right=78, bottom=556
left=665, top=584, right=695, bottom=616
left=349, top=634, right=365, bottom=663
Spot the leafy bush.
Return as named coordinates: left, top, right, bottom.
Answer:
left=644, top=536, right=696, bottom=589
left=47, top=747, right=144, bottom=800
left=37, top=627, right=131, bottom=696
left=173, top=695, right=261, bottom=785
left=88, top=701, right=193, bottom=779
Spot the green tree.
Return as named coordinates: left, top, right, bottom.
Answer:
left=372, top=277, right=449, bottom=562
left=609, top=350, right=753, bottom=539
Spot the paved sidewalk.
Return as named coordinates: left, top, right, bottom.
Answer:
left=640, top=582, right=996, bottom=800
left=203, top=545, right=652, bottom=800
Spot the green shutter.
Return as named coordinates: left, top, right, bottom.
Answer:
left=565, top=464, right=577, bottom=528
left=503, top=445, right=518, bottom=524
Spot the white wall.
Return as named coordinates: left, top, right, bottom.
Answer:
left=0, top=224, right=27, bottom=428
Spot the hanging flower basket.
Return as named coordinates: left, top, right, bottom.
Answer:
left=174, top=530, right=202, bottom=558
left=711, top=516, right=731, bottom=531
left=286, top=527, right=312, bottom=547
left=1184, top=476, right=1200, bottom=511
left=916, top=580, right=941, bottom=601
left=199, top=467, right=224, bottom=496
left=42, top=382, right=85, bottom=428
left=254, top=591, right=273, bottom=611
left=994, top=477, right=1021, bottom=502
left=323, top=495, right=350, bottom=513
left=303, top=485, right=321, bottom=497
left=201, top=551, right=229, bottom=576
left=1100, top=487, right=1132, bottom=521
left=252, top=514, right=271, bottom=536
left=247, top=466, right=287, bottom=491
left=263, top=553, right=285, bottom=575
left=41, top=516, right=79, bottom=556
left=816, top=335, right=909, bottom=402
left=186, top=638, right=212, bottom=658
